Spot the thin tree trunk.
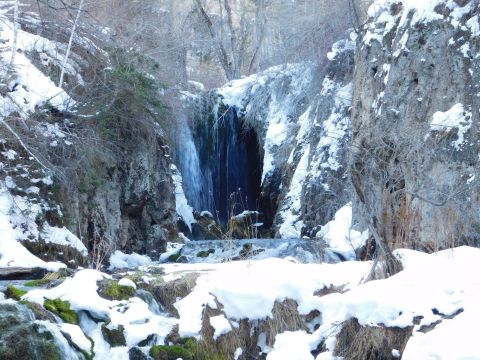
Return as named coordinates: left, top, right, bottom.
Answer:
left=58, top=0, right=84, bottom=89
left=223, top=0, right=240, bottom=79
left=9, top=0, right=19, bottom=72
left=194, top=0, right=233, bottom=80
left=248, top=0, right=267, bottom=75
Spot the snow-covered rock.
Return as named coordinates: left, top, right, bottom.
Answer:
left=352, top=0, right=480, bottom=250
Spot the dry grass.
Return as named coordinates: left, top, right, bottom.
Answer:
left=334, top=318, right=413, bottom=360
left=152, top=273, right=200, bottom=317
left=260, top=299, right=308, bottom=347
left=194, top=298, right=310, bottom=359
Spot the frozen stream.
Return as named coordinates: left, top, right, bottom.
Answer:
left=167, top=238, right=347, bottom=264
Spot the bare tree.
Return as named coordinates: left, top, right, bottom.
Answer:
left=193, top=0, right=267, bottom=80
left=9, top=0, right=19, bottom=72
left=58, top=0, right=84, bottom=88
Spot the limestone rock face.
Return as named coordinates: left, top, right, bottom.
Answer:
left=69, top=135, right=178, bottom=257
left=351, top=0, right=480, bottom=250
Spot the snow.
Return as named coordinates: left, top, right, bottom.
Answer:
left=0, top=186, right=66, bottom=271
left=392, top=349, right=401, bottom=358
left=267, top=331, right=315, bottom=360
left=315, top=204, right=368, bottom=260
left=209, top=314, right=232, bottom=340
left=1, top=149, right=17, bottom=160
left=59, top=323, right=93, bottom=354
left=368, top=0, right=443, bottom=26
left=161, top=246, right=480, bottom=359
left=172, top=258, right=370, bottom=337
left=365, top=0, right=475, bottom=50
left=429, top=103, right=472, bottom=149
left=118, top=278, right=136, bottom=289
left=234, top=348, right=243, bottom=360
left=42, top=223, right=88, bottom=255
left=109, top=250, right=152, bottom=270
left=0, top=16, right=74, bottom=115
left=278, top=145, right=310, bottom=238
left=24, top=269, right=112, bottom=318
left=24, top=268, right=178, bottom=355
left=316, top=83, right=351, bottom=171
left=326, top=35, right=356, bottom=61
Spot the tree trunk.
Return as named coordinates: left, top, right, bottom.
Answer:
left=58, top=0, right=85, bottom=89
left=9, top=0, right=19, bottom=73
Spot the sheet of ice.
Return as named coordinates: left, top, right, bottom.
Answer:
left=171, top=164, right=196, bottom=231
left=36, top=320, right=82, bottom=360
left=109, top=250, right=152, bottom=270
left=217, top=63, right=313, bottom=183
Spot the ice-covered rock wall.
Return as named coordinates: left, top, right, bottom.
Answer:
left=180, top=40, right=356, bottom=238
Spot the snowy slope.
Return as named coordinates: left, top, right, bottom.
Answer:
left=165, top=246, right=480, bottom=359
left=0, top=7, right=87, bottom=271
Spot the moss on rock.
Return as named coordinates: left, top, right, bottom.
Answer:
left=196, top=249, right=215, bottom=258
left=98, top=280, right=135, bottom=301
left=101, top=323, right=126, bottom=347
left=0, top=302, right=62, bottom=360
left=5, top=285, right=27, bottom=301
left=43, top=298, right=78, bottom=324
left=149, top=345, right=193, bottom=360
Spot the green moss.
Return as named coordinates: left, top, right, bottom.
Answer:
left=149, top=345, right=193, bottom=360
left=24, top=279, right=52, bottom=287
left=196, top=249, right=215, bottom=258
left=99, top=280, right=135, bottom=301
left=101, top=323, right=126, bottom=347
left=167, top=252, right=183, bottom=262
left=182, top=338, right=226, bottom=360
left=43, top=298, right=78, bottom=324
left=5, top=285, right=27, bottom=300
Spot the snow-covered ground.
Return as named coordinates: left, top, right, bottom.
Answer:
left=3, top=245, right=478, bottom=359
